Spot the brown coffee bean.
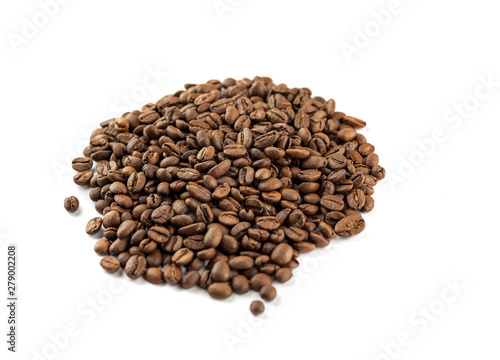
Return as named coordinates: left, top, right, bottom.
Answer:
left=208, top=283, right=233, bottom=299
left=181, top=271, right=201, bottom=289
left=335, top=214, right=366, bottom=237
left=250, top=273, right=272, bottom=291
left=260, top=284, right=277, bottom=301
left=94, top=239, right=111, bottom=255
left=72, top=157, right=93, bottom=171
left=100, top=257, right=121, bottom=273
left=124, top=255, right=147, bottom=279
left=144, top=267, right=164, bottom=284
left=172, top=248, right=194, bottom=266
left=228, top=256, right=254, bottom=270
left=250, top=300, right=265, bottom=316
left=231, top=275, right=250, bottom=294
left=86, top=217, right=102, bottom=235
left=270, top=243, right=293, bottom=266
left=275, top=267, right=293, bottom=283
left=211, top=261, right=231, bottom=282
left=64, top=196, right=79, bottom=213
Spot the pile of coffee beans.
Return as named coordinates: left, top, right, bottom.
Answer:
left=67, top=76, right=385, bottom=314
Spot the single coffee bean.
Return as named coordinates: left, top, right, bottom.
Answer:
left=270, top=243, right=293, bottom=266
left=124, top=255, right=147, bottom=279
left=72, top=157, right=93, bottom=171
left=211, top=261, right=231, bottom=282
left=144, top=267, right=164, bottom=284
left=231, top=275, right=250, bottom=294
left=275, top=267, right=293, bottom=283
left=208, top=282, right=233, bottom=299
left=335, top=214, right=366, bottom=237
left=86, top=217, right=102, bottom=235
left=94, top=239, right=111, bottom=255
left=228, top=256, right=254, bottom=270
left=163, top=264, right=183, bottom=285
left=250, top=300, right=265, bottom=316
left=260, top=284, right=277, bottom=301
left=64, top=196, right=79, bottom=213
left=100, top=257, right=121, bottom=273
left=250, top=273, right=272, bottom=291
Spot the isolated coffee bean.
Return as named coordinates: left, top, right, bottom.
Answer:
left=94, top=239, right=111, bottom=255
left=64, top=196, right=79, bottom=213
left=250, top=300, right=265, bottom=316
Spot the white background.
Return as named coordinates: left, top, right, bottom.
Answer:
left=1, top=0, right=499, bottom=359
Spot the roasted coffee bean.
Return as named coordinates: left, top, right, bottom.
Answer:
left=181, top=271, right=200, bottom=289
left=211, top=261, right=231, bottom=282
left=231, top=275, right=250, bottom=294
left=163, top=264, right=183, bottom=285
left=275, top=267, right=293, bottom=283
left=72, top=157, right=93, bottom=171
left=270, top=243, right=293, bottom=266
left=250, top=273, right=272, bottom=291
left=100, top=257, right=121, bottom=273
left=172, top=248, right=194, bottom=266
left=74, top=171, right=93, bottom=186
left=260, top=284, right=277, bottom=301
left=64, top=196, right=79, bottom=213
left=335, top=214, right=366, bottom=237
left=124, top=255, right=147, bottom=279
left=207, top=283, right=232, bottom=299
left=144, top=268, right=164, bottom=284
left=250, top=300, right=265, bottom=316
left=228, top=256, right=254, bottom=270
left=86, top=217, right=102, bottom=235
left=94, top=239, right=111, bottom=255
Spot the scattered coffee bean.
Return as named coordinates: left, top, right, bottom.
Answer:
left=64, top=196, right=79, bottom=213
left=250, top=300, right=265, bottom=316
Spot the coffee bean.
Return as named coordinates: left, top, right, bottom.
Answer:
left=270, top=240, right=293, bottom=264
left=181, top=271, right=201, bottom=289
left=144, top=267, right=164, bottom=284
left=64, top=196, right=79, bottom=213
left=231, top=275, right=250, bottom=294
left=250, top=300, right=265, bottom=316
left=100, top=257, right=121, bottom=273
left=260, top=284, right=277, bottom=301
left=86, top=217, right=102, bottom=235
left=335, top=214, right=366, bottom=237
left=250, top=273, right=272, bottom=291
left=124, top=255, right=147, bottom=279
left=163, top=264, right=183, bottom=285
left=172, top=248, right=194, bottom=266
left=207, top=282, right=233, bottom=299
left=94, top=239, right=111, bottom=255
left=72, top=157, right=93, bottom=171
left=74, top=171, right=93, bottom=186
left=228, top=256, right=254, bottom=270
left=275, top=267, right=293, bottom=283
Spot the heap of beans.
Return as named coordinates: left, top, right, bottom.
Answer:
left=67, top=76, right=385, bottom=315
